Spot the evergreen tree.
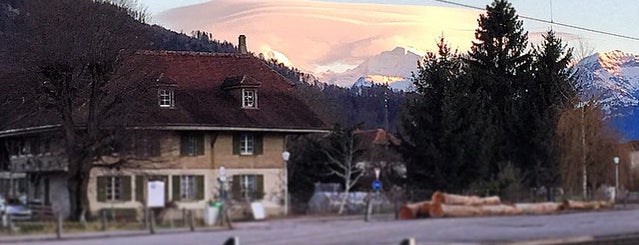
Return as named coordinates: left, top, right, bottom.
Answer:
left=464, top=0, right=532, bottom=187
left=400, top=38, right=475, bottom=192
left=527, top=30, right=577, bottom=188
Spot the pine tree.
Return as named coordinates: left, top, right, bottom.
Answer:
left=464, top=0, right=532, bottom=187
left=527, top=30, right=577, bottom=188
left=400, top=38, right=474, bottom=192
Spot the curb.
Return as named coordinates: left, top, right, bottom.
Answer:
left=0, top=226, right=226, bottom=244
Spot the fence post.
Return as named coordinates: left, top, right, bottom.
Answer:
left=189, top=210, right=195, bottom=232
left=6, top=214, right=13, bottom=235
left=365, top=193, right=372, bottom=222
left=394, top=198, right=399, bottom=220
left=56, top=212, right=63, bottom=239
left=149, top=209, right=155, bottom=234
left=182, top=208, right=187, bottom=227
left=142, top=207, right=148, bottom=229
left=101, top=209, right=107, bottom=231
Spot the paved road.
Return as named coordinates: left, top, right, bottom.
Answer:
left=8, top=209, right=639, bottom=245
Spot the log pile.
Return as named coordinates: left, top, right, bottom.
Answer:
left=398, top=191, right=614, bottom=220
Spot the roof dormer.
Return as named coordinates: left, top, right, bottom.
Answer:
left=155, top=73, right=177, bottom=108
left=222, top=75, right=262, bottom=109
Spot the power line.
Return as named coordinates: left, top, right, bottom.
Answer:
left=431, top=0, right=639, bottom=42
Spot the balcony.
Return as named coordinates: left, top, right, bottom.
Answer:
left=10, top=154, right=68, bottom=173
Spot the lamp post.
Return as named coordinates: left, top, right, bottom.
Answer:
left=614, top=156, right=620, bottom=201
left=281, top=151, right=290, bottom=216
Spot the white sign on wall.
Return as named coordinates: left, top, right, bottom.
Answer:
left=147, top=181, right=165, bottom=208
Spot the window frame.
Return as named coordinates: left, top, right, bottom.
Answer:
left=239, top=133, right=254, bottom=155
left=106, top=176, right=122, bottom=201
left=158, top=88, right=175, bottom=108
left=232, top=175, right=264, bottom=201
left=179, top=175, right=197, bottom=201
left=180, top=134, right=204, bottom=156
left=242, top=89, right=257, bottom=109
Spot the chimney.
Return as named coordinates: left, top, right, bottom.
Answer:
left=238, top=35, right=248, bottom=54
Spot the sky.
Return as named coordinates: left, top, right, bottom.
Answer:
left=139, top=0, right=639, bottom=74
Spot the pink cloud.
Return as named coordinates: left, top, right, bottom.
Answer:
left=157, top=0, right=482, bottom=73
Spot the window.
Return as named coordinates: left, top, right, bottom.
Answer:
left=129, top=133, right=161, bottom=158
left=242, top=89, right=257, bottom=108
left=158, top=88, right=174, bottom=108
left=232, top=175, right=264, bottom=201
left=171, top=175, right=204, bottom=201
left=180, top=134, right=204, bottom=156
left=180, top=175, right=196, bottom=200
left=97, top=176, right=131, bottom=202
left=106, top=176, right=122, bottom=201
left=232, top=133, right=262, bottom=155
left=240, top=134, right=254, bottom=155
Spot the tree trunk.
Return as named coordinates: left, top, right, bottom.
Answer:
left=337, top=176, right=350, bottom=215
left=66, top=155, right=92, bottom=221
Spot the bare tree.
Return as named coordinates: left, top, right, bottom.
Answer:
left=556, top=99, right=626, bottom=199
left=3, top=0, right=154, bottom=220
left=572, top=38, right=596, bottom=63
left=320, top=125, right=366, bottom=215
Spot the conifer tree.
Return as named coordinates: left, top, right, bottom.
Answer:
left=464, top=0, right=532, bottom=186
left=527, top=30, right=577, bottom=187
left=400, top=38, right=475, bottom=192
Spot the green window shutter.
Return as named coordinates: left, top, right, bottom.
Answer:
left=231, top=175, right=241, bottom=201
left=255, top=175, right=264, bottom=200
left=135, top=175, right=144, bottom=202
left=161, top=176, right=169, bottom=203
left=121, top=176, right=132, bottom=201
left=180, top=135, right=188, bottom=156
left=172, top=175, right=181, bottom=201
left=195, top=175, right=205, bottom=200
left=232, top=134, right=240, bottom=155
left=254, top=134, right=263, bottom=155
left=196, top=135, right=205, bottom=156
left=44, top=177, right=50, bottom=205
left=97, top=176, right=107, bottom=202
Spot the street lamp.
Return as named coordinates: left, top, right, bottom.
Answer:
left=281, top=151, right=290, bottom=216
left=614, top=156, right=620, bottom=201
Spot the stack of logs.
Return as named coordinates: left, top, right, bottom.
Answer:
left=399, top=191, right=614, bottom=220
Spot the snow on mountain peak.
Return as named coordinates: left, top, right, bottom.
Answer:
left=320, top=46, right=420, bottom=89
left=596, top=50, right=639, bottom=75
left=574, top=50, right=639, bottom=139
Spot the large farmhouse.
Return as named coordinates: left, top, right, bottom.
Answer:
left=0, top=36, right=327, bottom=219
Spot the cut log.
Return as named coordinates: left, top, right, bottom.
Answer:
left=429, top=203, right=482, bottom=218
left=398, top=201, right=432, bottom=220
left=562, top=200, right=614, bottom=210
left=431, top=191, right=501, bottom=206
left=429, top=203, right=521, bottom=218
left=478, top=204, right=522, bottom=216
left=515, top=202, right=563, bottom=215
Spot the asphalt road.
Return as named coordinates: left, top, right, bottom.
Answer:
left=11, top=209, right=639, bottom=245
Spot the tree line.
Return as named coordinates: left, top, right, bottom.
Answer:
left=399, top=0, right=627, bottom=200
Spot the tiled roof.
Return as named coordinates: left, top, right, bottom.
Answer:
left=0, top=50, right=327, bottom=134
left=355, top=129, right=400, bottom=146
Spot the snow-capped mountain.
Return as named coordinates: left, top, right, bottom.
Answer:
left=320, top=47, right=419, bottom=91
left=573, top=50, right=639, bottom=139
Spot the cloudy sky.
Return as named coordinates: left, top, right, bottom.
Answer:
left=140, top=0, right=639, bottom=73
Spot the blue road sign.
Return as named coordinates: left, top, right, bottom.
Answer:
left=372, top=180, right=382, bottom=191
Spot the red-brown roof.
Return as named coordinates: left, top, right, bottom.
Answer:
left=355, top=128, right=400, bottom=146
left=0, top=51, right=327, bottom=134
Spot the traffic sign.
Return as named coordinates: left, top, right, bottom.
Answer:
left=372, top=180, right=382, bottom=191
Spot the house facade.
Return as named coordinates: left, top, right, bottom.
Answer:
left=0, top=39, right=327, bottom=219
